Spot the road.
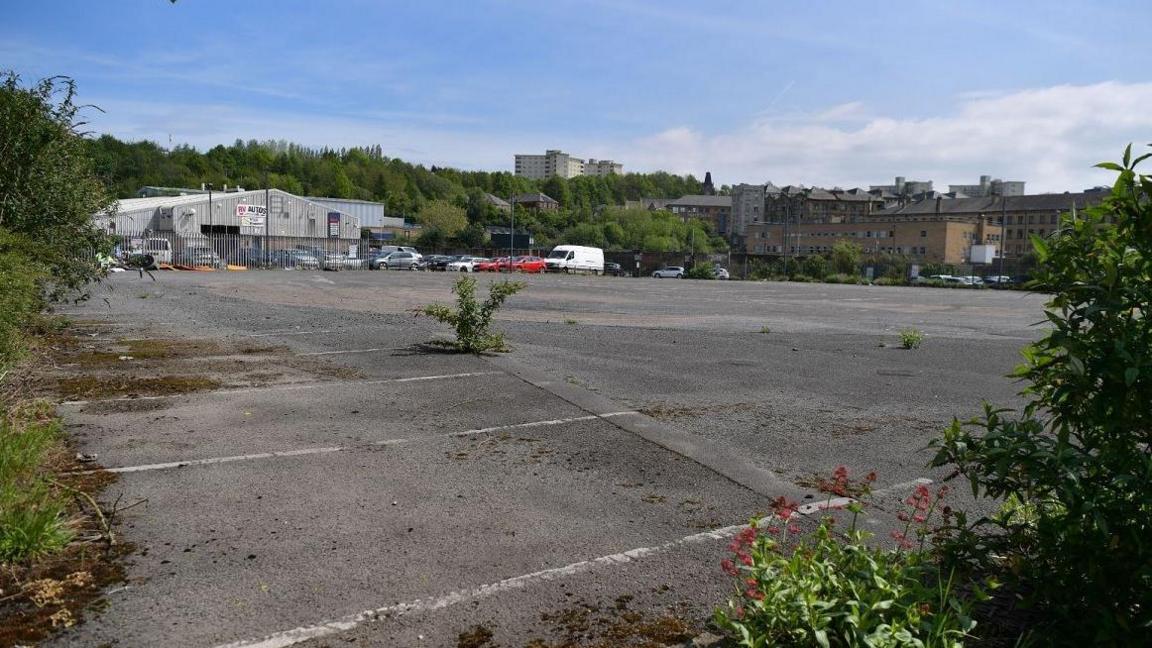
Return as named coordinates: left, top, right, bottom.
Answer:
left=47, top=271, right=1044, bottom=648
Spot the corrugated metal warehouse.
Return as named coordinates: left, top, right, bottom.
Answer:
left=97, top=189, right=362, bottom=240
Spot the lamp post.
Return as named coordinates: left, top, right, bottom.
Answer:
left=206, top=183, right=214, bottom=230
left=507, top=195, right=516, bottom=273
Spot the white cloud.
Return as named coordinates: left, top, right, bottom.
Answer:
left=609, top=81, right=1152, bottom=192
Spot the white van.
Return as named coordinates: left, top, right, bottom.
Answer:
left=545, top=245, right=605, bottom=275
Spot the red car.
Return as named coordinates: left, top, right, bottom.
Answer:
left=513, top=256, right=546, bottom=273
left=474, top=257, right=504, bottom=272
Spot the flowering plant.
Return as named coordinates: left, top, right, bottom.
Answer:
left=715, top=468, right=987, bottom=648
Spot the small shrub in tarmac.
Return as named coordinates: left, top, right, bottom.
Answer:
left=416, top=276, right=524, bottom=353
left=899, top=328, right=925, bottom=349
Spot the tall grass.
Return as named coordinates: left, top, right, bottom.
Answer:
left=0, top=404, right=73, bottom=562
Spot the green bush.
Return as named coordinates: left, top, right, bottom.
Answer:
left=0, top=403, right=73, bottom=562
left=0, top=231, right=45, bottom=372
left=830, top=241, right=862, bottom=275
left=931, top=146, right=1152, bottom=644
left=798, top=255, right=830, bottom=279
left=416, top=276, right=524, bottom=353
left=685, top=261, right=716, bottom=280
left=822, top=273, right=866, bottom=285
left=899, top=328, right=925, bottom=349
left=874, top=276, right=907, bottom=286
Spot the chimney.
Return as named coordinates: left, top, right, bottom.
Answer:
left=935, top=196, right=942, bottom=215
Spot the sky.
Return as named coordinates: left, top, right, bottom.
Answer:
left=4, top=0, right=1152, bottom=192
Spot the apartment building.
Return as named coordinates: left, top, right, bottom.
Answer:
left=948, top=175, right=1026, bottom=197
left=584, top=159, right=623, bottom=176
left=664, top=195, right=733, bottom=236
left=869, top=176, right=934, bottom=198
left=513, top=149, right=622, bottom=179
left=890, top=191, right=1103, bottom=258
left=744, top=190, right=1103, bottom=264
left=745, top=217, right=1001, bottom=264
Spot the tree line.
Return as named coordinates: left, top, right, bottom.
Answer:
left=85, top=135, right=721, bottom=251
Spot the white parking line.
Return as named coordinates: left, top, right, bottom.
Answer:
left=91, top=412, right=635, bottom=475
left=295, top=347, right=406, bottom=356
left=213, top=522, right=748, bottom=648
left=213, top=467, right=878, bottom=648
left=58, top=371, right=503, bottom=406
left=246, top=329, right=345, bottom=338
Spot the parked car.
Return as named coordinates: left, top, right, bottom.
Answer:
left=377, top=251, right=421, bottom=270
left=423, top=255, right=454, bottom=271
left=984, top=275, right=1015, bottom=285
left=513, top=256, right=547, bottom=273
left=447, top=256, right=484, bottom=272
left=475, top=257, right=505, bottom=272
left=320, top=253, right=363, bottom=271
left=652, top=266, right=685, bottom=278
left=184, top=246, right=224, bottom=269
left=271, top=249, right=320, bottom=269
left=713, top=266, right=731, bottom=280
left=604, top=261, right=625, bottom=277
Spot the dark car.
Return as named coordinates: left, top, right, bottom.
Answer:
left=604, top=261, right=624, bottom=276
left=423, top=255, right=454, bottom=271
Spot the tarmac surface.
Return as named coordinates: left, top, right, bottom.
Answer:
left=46, top=270, right=1046, bottom=648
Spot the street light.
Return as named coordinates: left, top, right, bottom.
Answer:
left=206, top=182, right=214, bottom=230
left=506, top=195, right=518, bottom=273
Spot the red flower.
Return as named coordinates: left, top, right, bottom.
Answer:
left=865, top=471, right=877, bottom=482
left=737, top=551, right=754, bottom=566
left=738, top=527, right=757, bottom=545
left=787, top=524, right=801, bottom=534
left=734, top=606, right=745, bottom=619
left=765, top=526, right=780, bottom=535
left=721, top=558, right=738, bottom=576
left=833, top=465, right=849, bottom=481
left=745, top=588, right=765, bottom=601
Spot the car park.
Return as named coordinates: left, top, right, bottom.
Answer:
left=513, top=256, right=546, bottom=273
left=652, top=266, right=685, bottom=278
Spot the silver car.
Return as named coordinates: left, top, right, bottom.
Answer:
left=378, top=251, right=421, bottom=270
left=652, top=266, right=685, bottom=278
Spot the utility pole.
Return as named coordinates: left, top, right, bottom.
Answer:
left=996, top=193, right=1007, bottom=281
left=507, top=196, right=516, bottom=273
left=206, top=183, right=214, bottom=230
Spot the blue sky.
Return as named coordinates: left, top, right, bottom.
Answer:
left=4, top=0, right=1152, bottom=191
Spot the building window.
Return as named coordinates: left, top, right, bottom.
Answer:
left=920, top=230, right=927, bottom=237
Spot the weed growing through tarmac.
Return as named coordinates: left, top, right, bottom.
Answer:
left=759, top=325, right=771, bottom=334
left=564, top=318, right=578, bottom=325
left=899, top=327, right=925, bottom=349
left=414, top=276, right=524, bottom=354
left=715, top=467, right=993, bottom=647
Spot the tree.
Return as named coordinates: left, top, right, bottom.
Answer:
left=0, top=72, right=112, bottom=299
left=416, top=199, right=467, bottom=237
left=931, top=146, right=1152, bottom=644
left=830, top=240, right=862, bottom=275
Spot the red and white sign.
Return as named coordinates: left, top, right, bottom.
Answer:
left=236, top=204, right=267, bottom=227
